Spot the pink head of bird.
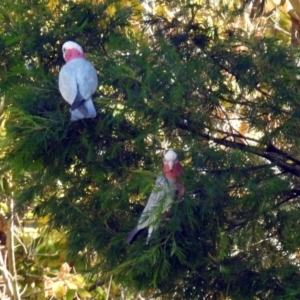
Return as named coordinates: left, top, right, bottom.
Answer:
left=62, top=41, right=86, bottom=62
left=163, top=150, right=184, bottom=181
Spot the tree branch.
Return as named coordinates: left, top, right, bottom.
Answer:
left=176, top=120, right=300, bottom=177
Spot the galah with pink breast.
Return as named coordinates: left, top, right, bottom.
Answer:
left=58, top=41, right=98, bottom=121
left=126, top=150, right=184, bottom=244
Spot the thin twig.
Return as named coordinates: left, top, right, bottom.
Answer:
left=0, top=248, right=13, bottom=297
left=105, top=275, right=113, bottom=300
left=7, top=198, right=21, bottom=300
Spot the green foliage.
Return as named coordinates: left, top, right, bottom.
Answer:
left=2, top=0, right=300, bottom=299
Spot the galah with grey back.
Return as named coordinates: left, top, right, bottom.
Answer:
left=58, top=41, right=98, bottom=121
left=126, top=150, right=184, bottom=244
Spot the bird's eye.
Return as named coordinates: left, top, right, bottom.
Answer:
left=63, top=48, right=66, bottom=52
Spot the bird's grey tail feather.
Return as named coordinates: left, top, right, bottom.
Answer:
left=71, top=87, right=88, bottom=116
left=126, top=227, right=140, bottom=244
left=76, top=103, right=89, bottom=116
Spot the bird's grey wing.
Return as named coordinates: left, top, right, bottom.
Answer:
left=76, top=60, right=98, bottom=101
left=58, top=65, right=78, bottom=106
left=126, top=176, right=175, bottom=244
left=138, top=176, right=175, bottom=228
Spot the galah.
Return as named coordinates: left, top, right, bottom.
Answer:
left=126, top=150, right=184, bottom=244
left=58, top=41, right=98, bottom=121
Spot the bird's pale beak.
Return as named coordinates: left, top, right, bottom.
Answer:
left=168, top=161, right=174, bottom=170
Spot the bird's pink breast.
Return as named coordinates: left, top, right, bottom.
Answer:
left=64, top=48, right=86, bottom=62
left=164, top=162, right=184, bottom=181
